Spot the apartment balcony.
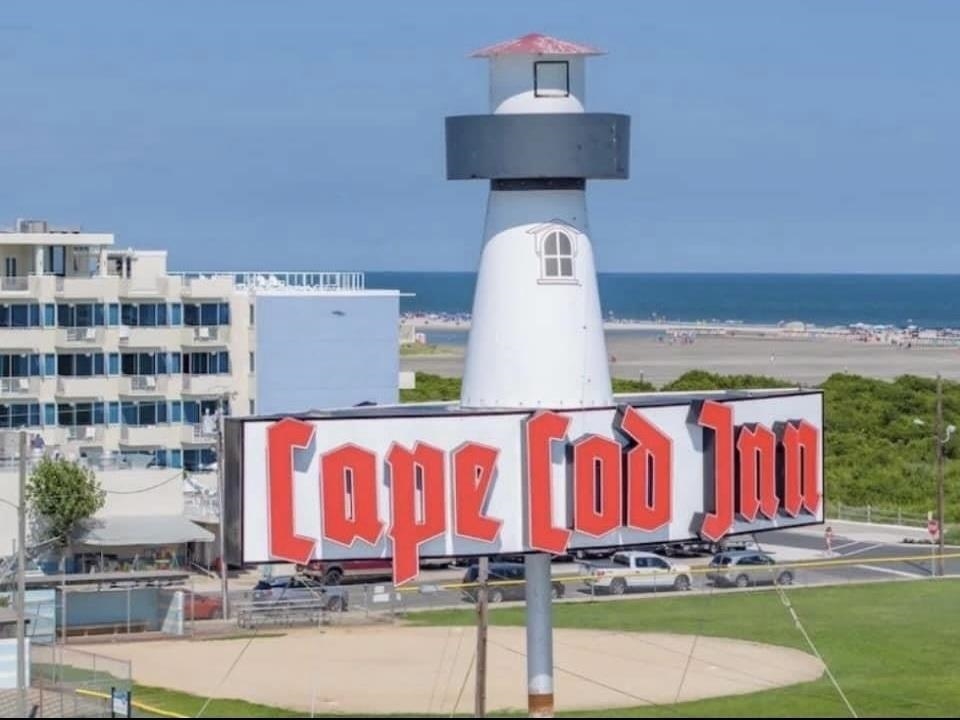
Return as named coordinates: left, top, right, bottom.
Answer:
left=54, top=275, right=119, bottom=298
left=0, top=376, right=42, bottom=397
left=0, top=276, right=30, bottom=294
left=119, top=276, right=169, bottom=298
left=181, top=375, right=232, bottom=396
left=119, top=375, right=169, bottom=395
left=119, top=424, right=174, bottom=446
left=56, top=376, right=106, bottom=397
left=181, top=325, right=230, bottom=345
left=178, top=275, right=234, bottom=297
left=181, top=424, right=217, bottom=445
left=63, top=425, right=105, bottom=444
left=56, top=327, right=105, bottom=346
left=116, top=325, right=181, bottom=348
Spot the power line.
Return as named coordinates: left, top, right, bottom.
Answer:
left=102, top=470, right=185, bottom=495
left=751, top=533, right=859, bottom=718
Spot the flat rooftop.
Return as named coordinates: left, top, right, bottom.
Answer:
left=229, top=387, right=818, bottom=424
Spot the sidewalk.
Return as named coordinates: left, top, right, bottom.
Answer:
left=790, top=519, right=930, bottom=545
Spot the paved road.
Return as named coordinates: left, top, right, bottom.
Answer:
left=347, top=526, right=958, bottom=614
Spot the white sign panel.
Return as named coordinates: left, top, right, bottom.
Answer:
left=238, top=392, right=824, bottom=584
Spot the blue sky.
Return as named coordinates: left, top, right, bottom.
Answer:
left=1, top=1, right=958, bottom=273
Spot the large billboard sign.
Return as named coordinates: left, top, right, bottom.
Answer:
left=232, top=391, right=824, bottom=584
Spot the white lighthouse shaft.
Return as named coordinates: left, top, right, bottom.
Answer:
left=445, top=34, right=631, bottom=718
left=461, top=188, right=611, bottom=408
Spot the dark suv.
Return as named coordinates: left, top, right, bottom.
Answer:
left=706, top=551, right=795, bottom=588
left=460, top=562, right=565, bottom=604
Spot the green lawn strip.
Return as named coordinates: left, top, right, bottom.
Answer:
left=123, top=580, right=960, bottom=717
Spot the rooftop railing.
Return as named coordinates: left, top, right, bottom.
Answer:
left=172, top=271, right=366, bottom=293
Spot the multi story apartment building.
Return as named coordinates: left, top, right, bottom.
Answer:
left=0, top=218, right=401, bottom=560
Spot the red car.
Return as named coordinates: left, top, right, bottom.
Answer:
left=182, top=591, right=224, bottom=620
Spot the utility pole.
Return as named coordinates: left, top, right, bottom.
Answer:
left=217, top=393, right=229, bottom=619
left=474, top=556, right=489, bottom=718
left=935, top=375, right=946, bottom=577
left=17, top=430, right=27, bottom=718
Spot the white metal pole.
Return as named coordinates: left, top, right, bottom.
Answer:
left=218, top=394, right=230, bottom=619
left=17, top=430, right=27, bottom=718
left=525, top=553, right=554, bottom=717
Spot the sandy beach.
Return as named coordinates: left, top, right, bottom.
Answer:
left=400, top=324, right=960, bottom=387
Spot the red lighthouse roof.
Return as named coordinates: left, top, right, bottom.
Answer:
left=469, top=33, right=604, bottom=58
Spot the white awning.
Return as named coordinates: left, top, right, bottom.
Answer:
left=75, top=516, right=214, bottom=547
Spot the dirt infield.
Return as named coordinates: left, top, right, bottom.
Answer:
left=86, top=625, right=824, bottom=714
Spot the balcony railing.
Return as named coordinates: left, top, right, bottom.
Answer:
left=59, top=327, right=104, bottom=344
left=172, top=271, right=366, bottom=294
left=182, top=424, right=217, bottom=444
left=0, top=276, right=29, bottom=292
left=56, top=376, right=105, bottom=396
left=183, top=325, right=227, bottom=344
left=182, top=375, right=231, bottom=394
left=66, top=425, right=104, bottom=442
left=0, top=377, right=40, bottom=396
left=120, top=375, right=168, bottom=394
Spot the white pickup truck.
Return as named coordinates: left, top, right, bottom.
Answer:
left=580, top=550, right=693, bottom=595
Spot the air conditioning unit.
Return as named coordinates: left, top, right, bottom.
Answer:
left=83, top=328, right=95, bottom=341
left=17, top=378, right=28, bottom=391
left=17, top=219, right=48, bottom=233
left=196, top=327, right=211, bottom=340
left=84, top=427, right=95, bottom=440
left=144, top=376, right=156, bottom=389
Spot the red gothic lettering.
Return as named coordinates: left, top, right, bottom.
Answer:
left=620, top=406, right=672, bottom=532
left=266, top=418, right=316, bottom=564
left=386, top=442, right=447, bottom=585
left=572, top=435, right=622, bottom=538
left=524, top=411, right=571, bottom=554
left=320, top=444, right=383, bottom=547
left=735, top=424, right=778, bottom=522
left=782, top=420, right=821, bottom=517
left=698, top=401, right=735, bottom=542
left=452, top=442, right=503, bottom=543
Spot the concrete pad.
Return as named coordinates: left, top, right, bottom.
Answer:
left=86, top=625, right=824, bottom=714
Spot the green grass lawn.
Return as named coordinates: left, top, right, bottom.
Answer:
left=127, top=580, right=960, bottom=717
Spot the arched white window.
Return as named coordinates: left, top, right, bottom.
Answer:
left=541, top=229, right=574, bottom=280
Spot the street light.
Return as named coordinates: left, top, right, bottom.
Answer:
left=913, top=375, right=954, bottom=576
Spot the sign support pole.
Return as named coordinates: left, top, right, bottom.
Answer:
left=474, top=555, right=489, bottom=718
left=525, top=553, right=554, bottom=717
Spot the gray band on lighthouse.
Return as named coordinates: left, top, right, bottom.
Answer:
left=445, top=113, right=630, bottom=180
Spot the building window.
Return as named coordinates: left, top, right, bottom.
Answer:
left=249, top=303, right=255, bottom=326
left=0, top=354, right=40, bottom=378
left=0, top=403, right=41, bottom=428
left=4, top=257, right=16, bottom=277
left=249, top=352, right=255, bottom=372
left=249, top=399, right=255, bottom=415
left=540, top=229, right=575, bottom=280
left=120, top=400, right=168, bottom=426
left=183, top=351, right=229, bottom=375
left=57, top=402, right=105, bottom=427
left=184, top=448, right=217, bottom=471
left=57, top=353, right=105, bottom=377
left=57, top=303, right=105, bottom=328
left=534, top=61, right=569, bottom=98
left=0, top=304, right=41, bottom=328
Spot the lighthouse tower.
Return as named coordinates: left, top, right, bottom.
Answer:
left=446, top=33, right=631, bottom=717
left=446, top=33, right=630, bottom=410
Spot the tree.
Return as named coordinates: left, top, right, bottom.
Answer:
left=24, top=457, right=106, bottom=548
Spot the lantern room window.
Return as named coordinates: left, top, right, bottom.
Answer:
left=534, top=61, right=569, bottom=98
left=541, top=229, right=575, bottom=280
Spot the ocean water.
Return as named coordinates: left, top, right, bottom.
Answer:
left=368, top=272, right=960, bottom=330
